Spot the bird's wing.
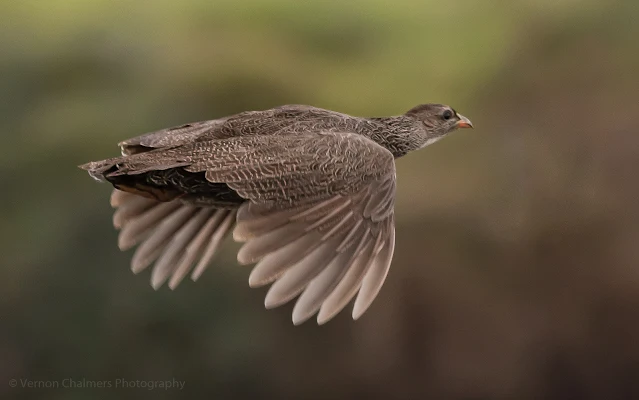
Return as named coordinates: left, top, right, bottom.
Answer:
left=118, top=119, right=230, bottom=155
left=90, top=131, right=397, bottom=324
left=197, top=132, right=397, bottom=324
left=108, top=190, right=238, bottom=290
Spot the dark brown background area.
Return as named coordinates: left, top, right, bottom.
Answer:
left=1, top=1, right=638, bottom=399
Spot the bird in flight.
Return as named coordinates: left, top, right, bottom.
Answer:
left=80, top=104, right=472, bottom=325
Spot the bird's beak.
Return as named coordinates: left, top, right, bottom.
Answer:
left=455, top=114, right=473, bottom=129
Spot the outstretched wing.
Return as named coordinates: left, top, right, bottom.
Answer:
left=84, top=131, right=397, bottom=324
left=194, top=132, right=397, bottom=324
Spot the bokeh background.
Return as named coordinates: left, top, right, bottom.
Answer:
left=2, top=0, right=639, bottom=399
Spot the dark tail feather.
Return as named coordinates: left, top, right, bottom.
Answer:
left=78, top=158, right=121, bottom=182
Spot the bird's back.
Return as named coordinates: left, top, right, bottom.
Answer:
left=119, top=105, right=362, bottom=156
left=85, top=105, right=382, bottom=207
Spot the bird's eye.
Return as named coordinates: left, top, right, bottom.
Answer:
left=442, top=110, right=453, bottom=120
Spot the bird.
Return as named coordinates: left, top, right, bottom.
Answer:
left=79, top=103, right=473, bottom=325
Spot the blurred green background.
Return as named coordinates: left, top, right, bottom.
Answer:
left=2, top=0, right=639, bottom=398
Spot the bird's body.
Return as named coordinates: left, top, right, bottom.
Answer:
left=80, top=103, right=472, bottom=325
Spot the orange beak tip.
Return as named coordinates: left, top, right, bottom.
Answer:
left=455, top=114, right=473, bottom=129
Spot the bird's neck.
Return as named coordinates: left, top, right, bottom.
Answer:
left=365, top=116, right=425, bottom=158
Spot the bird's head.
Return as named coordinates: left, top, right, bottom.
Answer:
left=405, top=103, right=473, bottom=148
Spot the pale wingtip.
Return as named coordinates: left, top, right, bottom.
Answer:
left=110, top=190, right=126, bottom=208
left=168, top=279, right=180, bottom=291
left=264, top=290, right=288, bottom=310
left=131, top=263, right=144, bottom=275
left=352, top=293, right=372, bottom=320
left=150, top=279, right=163, bottom=291
left=352, top=304, right=368, bottom=321
left=291, top=302, right=309, bottom=325
left=118, top=236, right=134, bottom=251
left=292, top=311, right=311, bottom=326
left=264, top=296, right=277, bottom=310
left=151, top=267, right=169, bottom=290
left=131, top=250, right=154, bottom=274
left=190, top=265, right=205, bottom=282
left=232, top=226, right=250, bottom=242
left=352, top=288, right=381, bottom=321
left=248, top=274, right=264, bottom=289
left=236, top=246, right=255, bottom=265
left=248, top=266, right=280, bottom=288
left=316, top=308, right=335, bottom=326
left=169, top=262, right=190, bottom=290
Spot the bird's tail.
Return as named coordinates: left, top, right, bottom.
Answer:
left=78, top=157, right=122, bottom=182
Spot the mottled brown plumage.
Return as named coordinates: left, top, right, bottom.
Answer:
left=80, top=103, right=472, bottom=325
